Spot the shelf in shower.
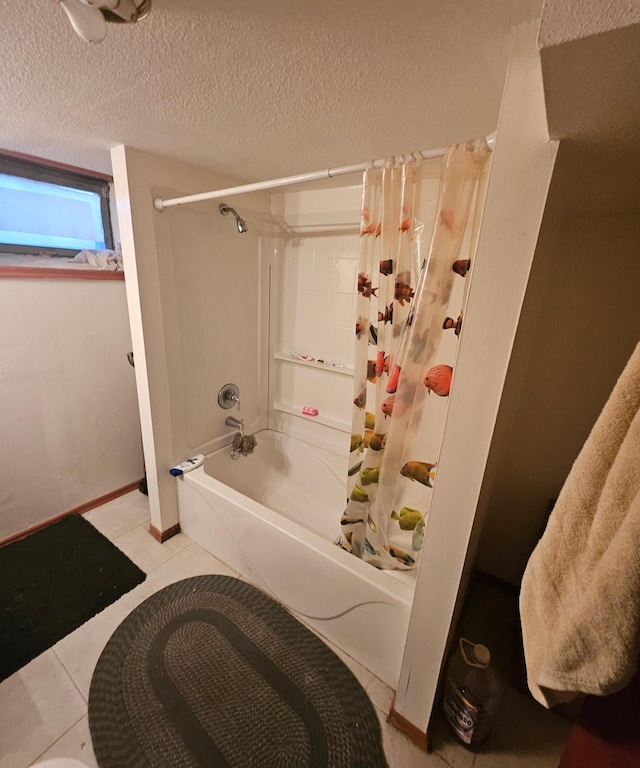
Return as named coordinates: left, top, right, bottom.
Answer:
left=273, top=402, right=351, bottom=433
left=273, top=351, right=354, bottom=377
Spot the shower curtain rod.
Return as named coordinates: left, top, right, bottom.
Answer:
left=153, top=134, right=495, bottom=212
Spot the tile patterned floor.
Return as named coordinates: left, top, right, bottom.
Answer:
left=0, top=491, right=569, bottom=768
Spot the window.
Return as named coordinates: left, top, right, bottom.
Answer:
left=0, top=154, right=113, bottom=257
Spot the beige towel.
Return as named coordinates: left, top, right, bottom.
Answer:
left=520, top=341, right=640, bottom=708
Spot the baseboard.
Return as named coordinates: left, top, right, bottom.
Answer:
left=0, top=479, right=143, bottom=549
left=149, top=522, right=181, bottom=543
left=388, top=702, right=429, bottom=751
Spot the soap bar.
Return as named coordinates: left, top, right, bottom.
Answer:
left=302, top=406, right=318, bottom=416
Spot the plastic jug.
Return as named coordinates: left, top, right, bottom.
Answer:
left=443, top=637, right=501, bottom=747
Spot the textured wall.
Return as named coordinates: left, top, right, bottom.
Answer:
left=0, top=278, right=143, bottom=540
left=540, top=0, right=640, bottom=46
left=476, top=206, right=640, bottom=585
left=538, top=1, right=640, bottom=213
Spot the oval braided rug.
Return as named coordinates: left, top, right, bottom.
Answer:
left=88, top=575, right=387, bottom=768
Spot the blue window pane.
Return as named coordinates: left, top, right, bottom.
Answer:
left=0, top=173, right=106, bottom=251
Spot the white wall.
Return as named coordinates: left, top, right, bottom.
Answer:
left=538, top=1, right=640, bottom=217
left=268, top=185, right=361, bottom=455
left=111, top=146, right=271, bottom=533
left=475, top=206, right=640, bottom=584
left=0, top=277, right=143, bottom=540
left=539, top=0, right=640, bottom=46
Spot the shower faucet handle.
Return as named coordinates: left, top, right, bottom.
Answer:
left=218, top=383, right=241, bottom=410
left=226, top=390, right=241, bottom=410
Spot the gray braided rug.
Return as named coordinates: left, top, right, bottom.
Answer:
left=88, top=575, right=387, bottom=768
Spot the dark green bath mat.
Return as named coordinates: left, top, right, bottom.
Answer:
left=89, top=575, right=387, bottom=768
left=0, top=513, right=145, bottom=682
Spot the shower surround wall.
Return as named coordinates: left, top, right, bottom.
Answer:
left=111, top=146, right=270, bottom=535
left=268, top=185, right=362, bottom=455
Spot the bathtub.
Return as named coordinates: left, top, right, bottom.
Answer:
left=176, top=429, right=415, bottom=687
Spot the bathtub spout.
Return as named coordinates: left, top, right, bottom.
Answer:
left=225, top=416, right=243, bottom=430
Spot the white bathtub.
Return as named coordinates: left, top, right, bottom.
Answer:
left=176, top=429, right=415, bottom=687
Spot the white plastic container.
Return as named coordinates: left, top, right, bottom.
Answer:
left=443, top=638, right=502, bottom=747
left=169, top=454, right=205, bottom=476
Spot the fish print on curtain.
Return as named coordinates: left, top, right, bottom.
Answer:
left=336, top=141, right=491, bottom=570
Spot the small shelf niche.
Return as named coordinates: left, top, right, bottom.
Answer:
left=273, top=351, right=354, bottom=377
left=272, top=402, right=351, bottom=433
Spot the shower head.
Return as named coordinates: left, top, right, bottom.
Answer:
left=219, top=203, right=248, bottom=234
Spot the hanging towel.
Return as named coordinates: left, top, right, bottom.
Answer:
left=520, top=340, right=640, bottom=708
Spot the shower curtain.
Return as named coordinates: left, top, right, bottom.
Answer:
left=336, top=140, right=491, bottom=570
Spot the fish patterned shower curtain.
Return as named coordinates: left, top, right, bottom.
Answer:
left=336, top=141, right=491, bottom=570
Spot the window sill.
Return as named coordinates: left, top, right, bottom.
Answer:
left=0, top=265, right=124, bottom=281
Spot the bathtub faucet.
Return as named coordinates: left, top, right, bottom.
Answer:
left=225, top=416, right=244, bottom=430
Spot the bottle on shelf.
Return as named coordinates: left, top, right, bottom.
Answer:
left=443, top=638, right=502, bottom=748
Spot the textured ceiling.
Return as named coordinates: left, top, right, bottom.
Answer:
left=0, top=0, right=541, bottom=181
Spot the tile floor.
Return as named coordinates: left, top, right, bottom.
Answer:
left=0, top=491, right=569, bottom=768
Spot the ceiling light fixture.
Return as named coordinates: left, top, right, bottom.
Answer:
left=56, top=0, right=151, bottom=44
